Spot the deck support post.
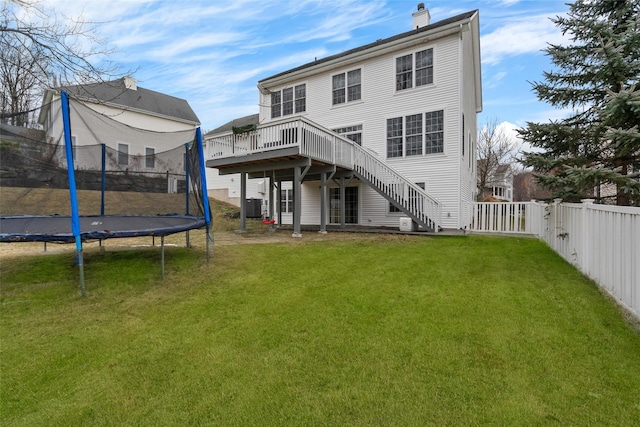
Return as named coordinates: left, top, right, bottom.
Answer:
left=319, top=172, right=328, bottom=234
left=239, top=172, right=247, bottom=232
left=293, top=166, right=302, bottom=237
left=340, top=177, right=346, bottom=229
left=269, top=171, right=276, bottom=230
left=277, top=179, right=283, bottom=227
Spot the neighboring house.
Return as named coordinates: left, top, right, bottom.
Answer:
left=206, top=5, right=481, bottom=233
left=38, top=77, right=201, bottom=164
left=478, top=160, right=514, bottom=202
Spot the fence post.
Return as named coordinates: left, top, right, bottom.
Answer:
left=580, top=199, right=595, bottom=276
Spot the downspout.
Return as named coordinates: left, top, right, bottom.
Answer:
left=457, top=23, right=464, bottom=230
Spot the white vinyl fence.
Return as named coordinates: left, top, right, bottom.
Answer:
left=465, top=200, right=640, bottom=320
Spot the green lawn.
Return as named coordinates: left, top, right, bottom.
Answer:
left=1, top=235, right=639, bottom=426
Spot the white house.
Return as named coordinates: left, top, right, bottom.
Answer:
left=206, top=5, right=481, bottom=234
left=478, top=161, right=514, bottom=202
left=38, top=77, right=201, bottom=164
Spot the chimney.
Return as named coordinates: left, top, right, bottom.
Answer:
left=123, top=76, right=137, bottom=91
left=412, top=3, right=430, bottom=29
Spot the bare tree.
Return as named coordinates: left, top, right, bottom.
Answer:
left=477, top=117, right=519, bottom=200
left=1, top=0, right=126, bottom=125
left=512, top=169, right=553, bottom=202
left=1, top=36, right=45, bottom=126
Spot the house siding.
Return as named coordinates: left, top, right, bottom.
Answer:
left=260, top=33, right=466, bottom=229
left=44, top=93, right=199, bottom=156
left=459, top=23, right=480, bottom=227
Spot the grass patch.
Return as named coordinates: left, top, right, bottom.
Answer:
left=1, top=235, right=639, bottom=425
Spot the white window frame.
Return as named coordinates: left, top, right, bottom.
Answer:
left=333, top=124, right=363, bottom=146
left=117, top=142, right=129, bottom=167
left=71, top=135, right=77, bottom=162
left=145, top=146, right=155, bottom=169
left=280, top=188, right=293, bottom=213
left=386, top=109, right=444, bottom=159
left=332, top=68, right=361, bottom=105
left=395, top=47, right=434, bottom=92
left=271, top=84, right=306, bottom=119
left=424, top=110, right=444, bottom=154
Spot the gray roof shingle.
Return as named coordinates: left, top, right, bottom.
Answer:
left=60, top=78, right=200, bottom=125
left=259, top=9, right=477, bottom=83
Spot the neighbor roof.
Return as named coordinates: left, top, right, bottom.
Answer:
left=0, top=123, right=46, bottom=143
left=259, top=9, right=477, bottom=84
left=205, top=113, right=259, bottom=136
left=53, top=78, right=200, bottom=125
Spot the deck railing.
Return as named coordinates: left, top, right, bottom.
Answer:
left=205, top=116, right=442, bottom=231
left=352, top=144, right=442, bottom=231
left=465, top=200, right=640, bottom=320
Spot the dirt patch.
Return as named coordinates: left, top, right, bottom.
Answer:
left=0, top=228, right=397, bottom=259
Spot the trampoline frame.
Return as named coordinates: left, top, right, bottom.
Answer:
left=0, top=214, right=208, bottom=243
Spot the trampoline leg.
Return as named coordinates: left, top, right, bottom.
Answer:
left=186, top=230, right=190, bottom=248
left=44, top=242, right=47, bottom=252
left=161, top=236, right=165, bottom=280
left=206, top=226, right=213, bottom=261
left=77, top=250, right=86, bottom=297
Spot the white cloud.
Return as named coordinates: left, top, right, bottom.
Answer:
left=484, top=71, right=508, bottom=89
left=496, top=120, right=543, bottom=155
left=481, top=13, right=567, bottom=65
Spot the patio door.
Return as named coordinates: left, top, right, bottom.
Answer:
left=330, top=187, right=358, bottom=224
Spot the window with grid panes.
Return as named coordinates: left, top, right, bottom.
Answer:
left=396, top=54, right=412, bottom=90
left=118, top=142, right=129, bottom=166
left=145, top=147, right=155, bottom=169
left=386, top=117, right=403, bottom=158
left=396, top=48, right=433, bottom=91
left=282, top=87, right=294, bottom=116
left=405, top=114, right=422, bottom=156
left=271, top=92, right=281, bottom=118
left=415, top=49, right=433, bottom=86
left=425, top=110, right=444, bottom=154
left=347, top=69, right=361, bottom=102
left=295, top=84, right=306, bottom=113
left=280, top=189, right=293, bottom=213
left=270, top=84, right=306, bottom=119
left=386, top=110, right=443, bottom=158
left=332, top=69, right=361, bottom=105
left=332, top=74, right=345, bottom=105
left=71, top=135, right=77, bottom=161
left=333, top=124, right=362, bottom=145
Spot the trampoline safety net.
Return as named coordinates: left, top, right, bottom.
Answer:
left=1, top=92, right=211, bottom=242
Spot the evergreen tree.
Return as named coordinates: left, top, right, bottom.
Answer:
left=519, top=0, right=640, bottom=206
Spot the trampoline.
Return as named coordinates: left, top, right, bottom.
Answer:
left=0, top=91, right=213, bottom=295
left=0, top=214, right=208, bottom=243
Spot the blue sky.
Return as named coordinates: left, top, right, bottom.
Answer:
left=43, top=0, right=571, bottom=143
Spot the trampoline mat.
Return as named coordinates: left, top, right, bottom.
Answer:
left=0, top=215, right=207, bottom=243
